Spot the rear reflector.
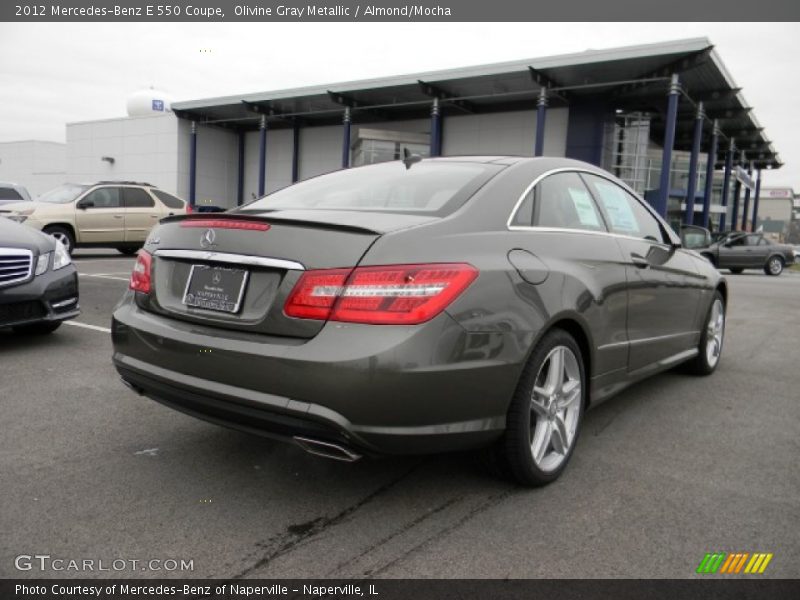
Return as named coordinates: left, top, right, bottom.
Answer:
left=180, top=219, right=270, bottom=231
left=284, top=263, right=478, bottom=325
left=129, top=250, right=152, bottom=294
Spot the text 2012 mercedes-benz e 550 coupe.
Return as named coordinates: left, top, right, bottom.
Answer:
left=112, top=157, right=727, bottom=486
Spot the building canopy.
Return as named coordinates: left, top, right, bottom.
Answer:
left=173, top=38, right=780, bottom=170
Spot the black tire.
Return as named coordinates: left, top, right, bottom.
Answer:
left=43, top=225, right=75, bottom=255
left=764, top=255, right=784, bottom=276
left=13, top=321, right=62, bottom=335
left=117, top=246, right=141, bottom=256
left=486, top=328, right=586, bottom=487
left=729, top=268, right=744, bottom=274
left=685, top=291, right=725, bottom=376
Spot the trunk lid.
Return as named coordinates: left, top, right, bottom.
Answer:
left=141, top=211, right=431, bottom=338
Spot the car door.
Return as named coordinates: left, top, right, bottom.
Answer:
left=74, top=186, right=125, bottom=243
left=748, top=234, right=771, bottom=266
left=122, top=187, right=162, bottom=243
left=716, top=233, right=749, bottom=268
left=508, top=171, right=630, bottom=379
left=581, top=173, right=703, bottom=373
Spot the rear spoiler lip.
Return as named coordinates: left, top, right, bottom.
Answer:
left=159, top=211, right=381, bottom=235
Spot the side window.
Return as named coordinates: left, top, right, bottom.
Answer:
left=727, top=235, right=746, bottom=247
left=124, top=188, right=155, bottom=208
left=152, top=189, right=185, bottom=210
left=582, top=174, right=665, bottom=243
left=744, top=235, right=761, bottom=246
left=758, top=237, right=770, bottom=246
left=534, top=172, right=606, bottom=232
left=0, top=187, right=23, bottom=201
left=82, top=187, right=121, bottom=209
left=510, top=190, right=534, bottom=226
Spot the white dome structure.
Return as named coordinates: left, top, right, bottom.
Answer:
left=126, top=88, right=174, bottom=117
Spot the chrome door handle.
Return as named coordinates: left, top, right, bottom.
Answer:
left=113, top=215, right=123, bottom=219
left=630, top=254, right=649, bottom=269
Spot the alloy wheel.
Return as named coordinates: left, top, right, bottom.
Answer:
left=529, top=345, right=582, bottom=472
left=768, top=257, right=783, bottom=275
left=50, top=231, right=72, bottom=253
left=705, top=298, right=725, bottom=368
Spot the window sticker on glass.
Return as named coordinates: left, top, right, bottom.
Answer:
left=595, top=182, right=639, bottom=233
left=567, top=187, right=601, bottom=229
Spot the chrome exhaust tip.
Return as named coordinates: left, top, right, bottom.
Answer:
left=293, top=436, right=362, bottom=463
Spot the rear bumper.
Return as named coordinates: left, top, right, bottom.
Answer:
left=0, top=265, right=79, bottom=328
left=112, top=297, right=522, bottom=455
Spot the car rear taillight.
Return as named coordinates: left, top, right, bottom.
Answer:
left=129, top=250, right=152, bottom=294
left=284, top=263, right=478, bottom=325
left=185, top=204, right=194, bottom=214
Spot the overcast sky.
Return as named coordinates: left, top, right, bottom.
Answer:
left=1, top=22, right=798, bottom=187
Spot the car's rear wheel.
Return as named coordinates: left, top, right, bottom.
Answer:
left=43, top=226, right=75, bottom=255
left=765, top=255, right=784, bottom=276
left=729, top=267, right=744, bottom=274
left=685, top=291, right=725, bottom=375
left=490, top=328, right=585, bottom=486
left=13, top=321, right=62, bottom=335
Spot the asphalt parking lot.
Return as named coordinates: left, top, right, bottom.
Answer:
left=1, top=251, right=798, bottom=579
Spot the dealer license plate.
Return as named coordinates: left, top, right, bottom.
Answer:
left=182, top=265, right=249, bottom=313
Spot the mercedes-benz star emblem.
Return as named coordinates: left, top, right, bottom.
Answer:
left=212, top=272, right=222, bottom=285
left=200, top=229, right=216, bottom=248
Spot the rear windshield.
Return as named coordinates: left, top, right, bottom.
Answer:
left=243, top=161, right=499, bottom=217
left=152, top=189, right=185, bottom=209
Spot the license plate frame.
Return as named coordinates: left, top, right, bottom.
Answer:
left=182, top=264, right=249, bottom=314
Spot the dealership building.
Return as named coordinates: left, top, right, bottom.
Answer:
left=0, top=38, right=785, bottom=232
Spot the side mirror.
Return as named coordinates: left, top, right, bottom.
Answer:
left=77, top=200, right=94, bottom=209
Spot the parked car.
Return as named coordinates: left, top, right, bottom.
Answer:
left=680, top=224, right=712, bottom=249
left=0, top=181, right=32, bottom=206
left=1, top=217, right=79, bottom=334
left=112, top=157, right=727, bottom=486
left=700, top=231, right=796, bottom=275
left=0, top=181, right=188, bottom=255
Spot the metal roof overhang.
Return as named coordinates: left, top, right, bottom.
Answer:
left=172, top=37, right=781, bottom=170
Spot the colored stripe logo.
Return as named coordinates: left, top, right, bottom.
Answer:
left=696, top=552, right=773, bottom=574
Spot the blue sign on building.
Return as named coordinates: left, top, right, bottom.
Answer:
left=152, top=99, right=164, bottom=112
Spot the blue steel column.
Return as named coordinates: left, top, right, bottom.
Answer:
left=655, top=74, right=681, bottom=218
left=719, top=138, right=734, bottom=231
left=741, top=161, right=753, bottom=231
left=341, top=107, right=352, bottom=169
left=430, top=97, right=441, bottom=157
left=534, top=86, right=548, bottom=157
left=684, top=102, right=704, bottom=225
left=236, top=131, right=245, bottom=206
left=752, top=168, right=762, bottom=231
left=188, top=121, right=197, bottom=208
left=700, top=119, right=719, bottom=229
left=291, top=122, right=300, bottom=183
left=257, top=115, right=267, bottom=196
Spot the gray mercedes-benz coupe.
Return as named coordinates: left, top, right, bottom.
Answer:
left=112, top=156, right=727, bottom=486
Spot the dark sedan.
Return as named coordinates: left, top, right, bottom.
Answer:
left=1, top=217, right=79, bottom=333
left=112, top=157, right=727, bottom=486
left=700, top=232, right=796, bottom=275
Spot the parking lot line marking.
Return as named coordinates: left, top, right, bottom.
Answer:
left=78, top=273, right=130, bottom=282
left=63, top=321, right=112, bottom=334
